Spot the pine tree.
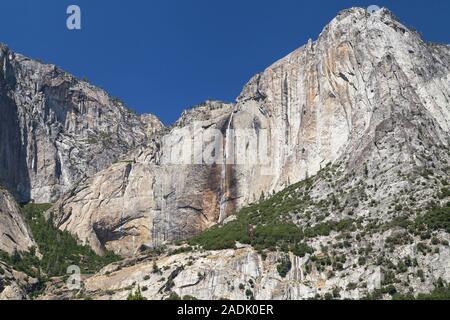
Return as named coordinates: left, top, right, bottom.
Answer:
left=260, top=191, right=265, bottom=201
left=127, top=286, right=147, bottom=300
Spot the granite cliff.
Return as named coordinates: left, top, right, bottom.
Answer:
left=0, top=7, right=449, bottom=300
left=0, top=43, right=163, bottom=203
left=49, top=7, right=449, bottom=258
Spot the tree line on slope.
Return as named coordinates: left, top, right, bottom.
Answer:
left=0, top=203, right=120, bottom=296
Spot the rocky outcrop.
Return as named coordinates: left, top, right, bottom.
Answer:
left=0, top=43, right=164, bottom=203
left=38, top=237, right=450, bottom=300
left=0, top=188, right=37, bottom=300
left=229, top=7, right=450, bottom=211
left=48, top=7, right=450, bottom=257
left=0, top=188, right=35, bottom=254
left=0, top=261, right=38, bottom=300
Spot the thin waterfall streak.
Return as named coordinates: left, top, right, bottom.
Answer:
left=218, top=110, right=235, bottom=223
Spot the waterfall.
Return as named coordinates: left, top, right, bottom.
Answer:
left=218, top=110, right=235, bottom=223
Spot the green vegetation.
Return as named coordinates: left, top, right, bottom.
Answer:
left=152, top=262, right=162, bottom=275
left=127, top=286, right=147, bottom=300
left=393, top=286, right=450, bottom=300
left=111, top=97, right=136, bottom=114
left=292, top=243, right=314, bottom=257
left=245, top=289, right=255, bottom=300
left=415, top=204, right=450, bottom=233
left=190, top=199, right=356, bottom=254
left=190, top=167, right=356, bottom=253
left=438, top=187, right=450, bottom=199
left=365, top=279, right=450, bottom=301
left=190, top=196, right=302, bottom=250
left=276, top=255, right=292, bottom=278
left=303, top=219, right=357, bottom=238
left=165, top=292, right=197, bottom=300
left=182, top=295, right=198, bottom=300
left=0, top=204, right=120, bottom=280
left=370, top=204, right=449, bottom=244
left=168, top=246, right=193, bottom=256
left=186, top=163, right=449, bottom=300
left=189, top=176, right=316, bottom=251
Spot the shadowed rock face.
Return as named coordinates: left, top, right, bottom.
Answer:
left=46, top=8, right=450, bottom=257
left=0, top=43, right=164, bottom=203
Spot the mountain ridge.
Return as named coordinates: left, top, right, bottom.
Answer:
left=44, top=5, right=450, bottom=257
left=0, top=6, right=449, bottom=300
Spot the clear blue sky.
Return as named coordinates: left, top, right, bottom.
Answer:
left=1, top=0, right=449, bottom=124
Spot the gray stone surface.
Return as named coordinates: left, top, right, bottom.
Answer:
left=49, top=8, right=449, bottom=258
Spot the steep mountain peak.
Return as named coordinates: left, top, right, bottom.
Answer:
left=318, top=6, right=419, bottom=44
left=333, top=6, right=400, bottom=24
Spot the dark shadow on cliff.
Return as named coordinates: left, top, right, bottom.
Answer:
left=0, top=58, right=31, bottom=203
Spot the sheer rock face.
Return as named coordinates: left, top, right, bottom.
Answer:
left=48, top=7, right=450, bottom=256
left=51, top=101, right=235, bottom=255
left=0, top=189, right=35, bottom=255
left=230, top=7, right=450, bottom=209
left=0, top=43, right=164, bottom=203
